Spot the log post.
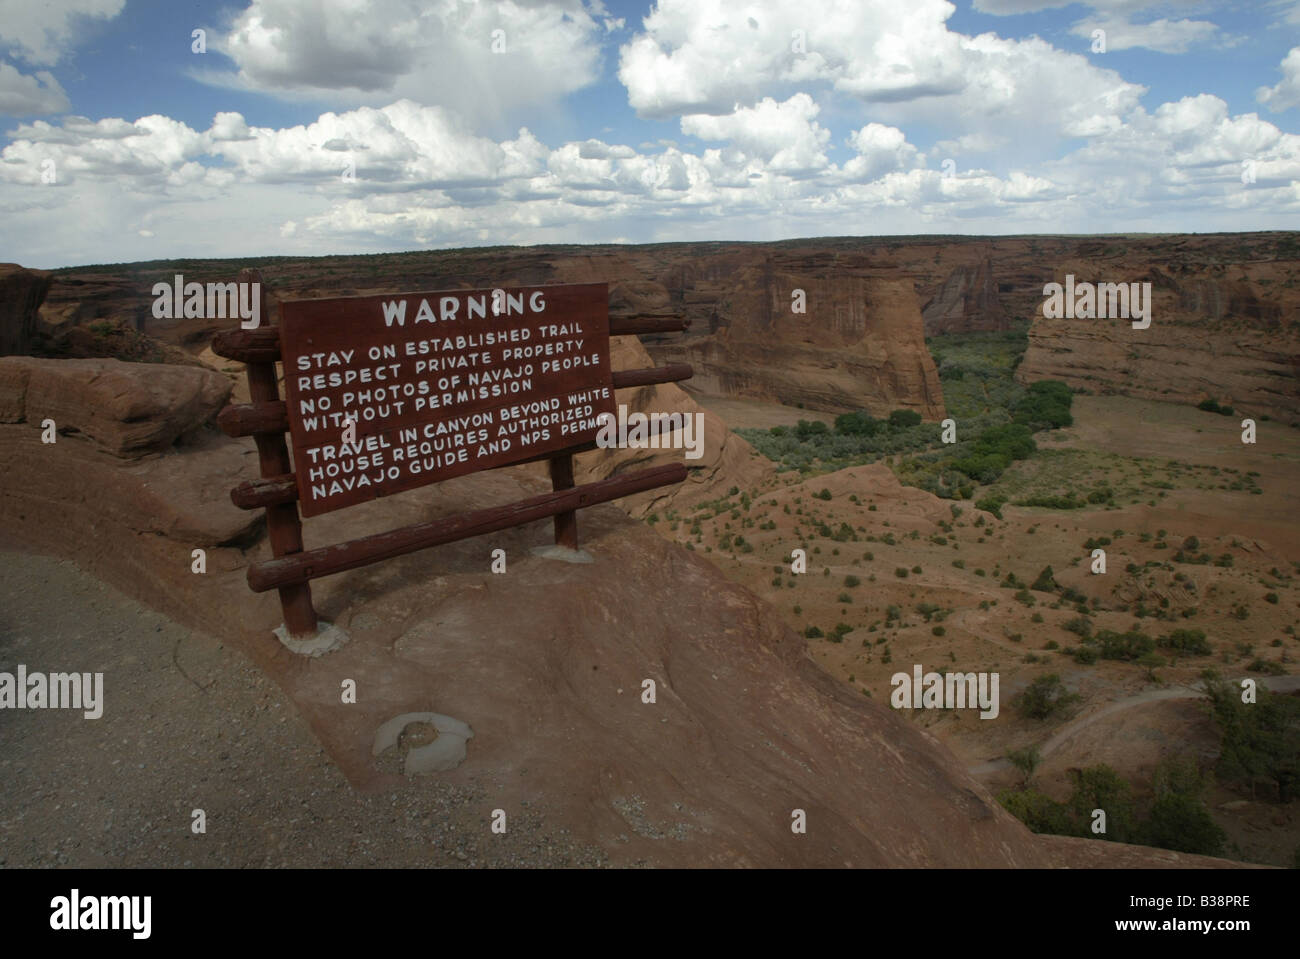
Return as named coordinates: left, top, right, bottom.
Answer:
left=549, top=453, right=578, bottom=549
left=237, top=267, right=319, bottom=638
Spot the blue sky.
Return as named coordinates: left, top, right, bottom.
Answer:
left=1, top=0, right=1298, bottom=268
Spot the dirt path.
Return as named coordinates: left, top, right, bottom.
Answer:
left=0, top=549, right=607, bottom=868
left=968, top=676, right=1300, bottom=776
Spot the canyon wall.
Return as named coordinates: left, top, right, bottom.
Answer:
left=24, top=231, right=1299, bottom=424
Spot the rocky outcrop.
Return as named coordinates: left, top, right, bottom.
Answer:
left=646, top=263, right=947, bottom=419
left=1019, top=312, right=1300, bottom=423
left=0, top=356, right=232, bottom=457
left=922, top=256, right=1009, bottom=334
left=0, top=264, right=53, bottom=356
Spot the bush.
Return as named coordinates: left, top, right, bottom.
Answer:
left=1096, top=628, right=1155, bottom=661
left=1013, top=380, right=1074, bottom=430
left=1158, top=628, right=1211, bottom=655
left=895, top=567, right=909, bottom=578
left=1201, top=672, right=1300, bottom=802
left=834, top=411, right=882, bottom=437
left=1068, top=765, right=1137, bottom=842
left=1197, top=398, right=1234, bottom=417
left=888, top=409, right=923, bottom=429
left=1031, top=565, right=1058, bottom=593
left=813, top=488, right=833, bottom=501
left=804, top=626, right=823, bottom=638
left=1142, top=796, right=1226, bottom=856
left=976, top=494, right=1007, bottom=519
left=1014, top=674, right=1081, bottom=720
left=1063, top=617, right=1092, bottom=638
left=997, top=789, right=1074, bottom=835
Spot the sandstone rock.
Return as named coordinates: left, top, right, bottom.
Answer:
left=922, top=255, right=1009, bottom=334
left=0, top=356, right=232, bottom=457
left=0, top=264, right=53, bottom=356
left=649, top=266, right=947, bottom=419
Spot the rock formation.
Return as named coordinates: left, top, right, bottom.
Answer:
left=0, top=264, right=53, bottom=356
left=0, top=356, right=231, bottom=457
left=922, top=256, right=1008, bottom=334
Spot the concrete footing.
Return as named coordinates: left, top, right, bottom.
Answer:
left=273, top=620, right=349, bottom=657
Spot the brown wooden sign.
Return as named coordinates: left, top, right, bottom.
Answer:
left=214, top=269, right=693, bottom=646
left=279, top=283, right=616, bottom=517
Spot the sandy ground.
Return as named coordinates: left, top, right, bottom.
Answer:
left=0, top=550, right=607, bottom=868
left=674, top=390, right=1300, bottom=865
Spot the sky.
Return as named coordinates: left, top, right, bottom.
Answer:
left=1, top=0, right=1298, bottom=269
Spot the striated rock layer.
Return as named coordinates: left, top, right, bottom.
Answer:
left=26, top=230, right=1299, bottom=423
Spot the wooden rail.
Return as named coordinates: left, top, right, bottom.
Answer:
left=246, top=462, right=687, bottom=592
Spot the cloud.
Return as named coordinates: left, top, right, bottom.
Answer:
left=0, top=0, right=124, bottom=66
left=1257, top=46, right=1300, bottom=113
left=681, top=94, right=831, bottom=175
left=1, top=84, right=1296, bottom=265
left=202, top=0, right=605, bottom=123
left=0, top=62, right=69, bottom=116
left=616, top=0, right=1145, bottom=150
left=1071, top=17, right=1218, bottom=53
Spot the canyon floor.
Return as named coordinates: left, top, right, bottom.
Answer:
left=661, top=387, right=1300, bottom=866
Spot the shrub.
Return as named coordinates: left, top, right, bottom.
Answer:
left=997, top=789, right=1073, bottom=835
left=1142, top=795, right=1226, bottom=856
left=1158, top=628, right=1211, bottom=655
left=1031, top=565, right=1058, bottom=593
left=888, top=409, right=923, bottom=429
left=1013, top=380, right=1074, bottom=430
left=1201, top=671, right=1300, bottom=802
left=804, top=626, right=823, bottom=638
left=976, top=494, right=1007, bottom=519
left=1095, top=628, right=1155, bottom=661
left=1014, top=674, right=1081, bottom=720
left=834, top=411, right=882, bottom=437
left=1063, top=617, right=1092, bottom=638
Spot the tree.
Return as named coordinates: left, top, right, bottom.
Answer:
left=1142, top=795, right=1225, bottom=857
left=1067, top=764, right=1137, bottom=842
left=1007, top=746, right=1042, bottom=788
left=1014, top=674, right=1081, bottom=720
left=1031, top=565, right=1058, bottom=593
left=1201, top=671, right=1300, bottom=802
left=888, top=409, right=923, bottom=429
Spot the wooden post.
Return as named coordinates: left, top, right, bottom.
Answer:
left=238, top=267, right=319, bottom=638
left=549, top=453, right=578, bottom=549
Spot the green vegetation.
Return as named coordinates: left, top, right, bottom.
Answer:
left=1201, top=671, right=1300, bottom=802
left=998, top=759, right=1224, bottom=856
left=1197, top=398, right=1236, bottom=416
left=1013, top=674, right=1081, bottom=720
left=738, top=323, right=1075, bottom=499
